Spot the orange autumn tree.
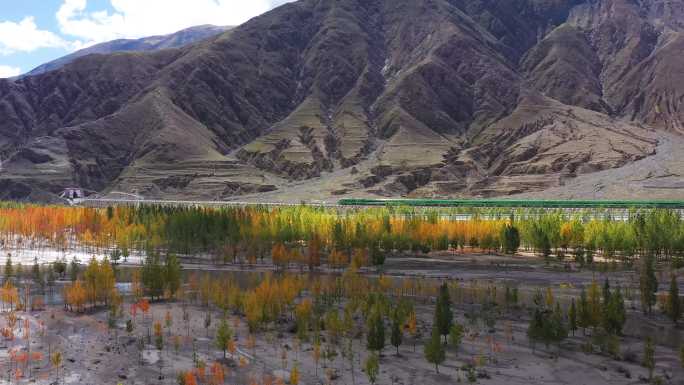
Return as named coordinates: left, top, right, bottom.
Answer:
left=138, top=299, right=151, bottom=320
left=0, top=281, right=19, bottom=311
left=64, top=280, right=87, bottom=312
left=195, top=359, right=208, bottom=382
left=243, top=275, right=302, bottom=331
left=183, top=371, right=198, bottom=385
left=272, top=243, right=289, bottom=270
left=210, top=362, right=225, bottom=385
left=328, top=249, right=349, bottom=270
left=307, top=236, right=322, bottom=270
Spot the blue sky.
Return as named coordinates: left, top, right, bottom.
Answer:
left=0, top=0, right=292, bottom=77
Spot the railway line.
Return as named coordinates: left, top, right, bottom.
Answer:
left=337, top=198, right=684, bottom=209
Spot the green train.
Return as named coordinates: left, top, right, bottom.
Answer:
left=337, top=198, right=684, bottom=209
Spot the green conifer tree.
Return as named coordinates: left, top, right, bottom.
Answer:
left=578, top=288, right=591, bottom=335
left=528, top=306, right=545, bottom=352
left=390, top=310, right=403, bottom=355
left=215, top=319, right=233, bottom=359
left=4, top=255, right=13, bottom=283
left=568, top=298, right=577, bottom=336
left=424, top=326, right=445, bottom=373
left=435, top=282, right=453, bottom=343
left=364, top=353, right=379, bottom=384
left=643, top=336, right=655, bottom=381
left=551, top=302, right=568, bottom=348
left=640, top=255, right=658, bottom=314
left=449, top=324, right=464, bottom=351
left=502, top=224, right=521, bottom=254
left=366, top=308, right=385, bottom=353
left=165, top=254, right=182, bottom=298
left=668, top=274, right=681, bottom=324
left=602, top=279, right=611, bottom=307
left=604, top=287, right=626, bottom=335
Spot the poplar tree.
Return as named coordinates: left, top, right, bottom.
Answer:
left=110, top=248, right=122, bottom=266
left=364, top=353, right=379, bottom=384
left=502, top=224, right=520, bottom=254
left=69, top=258, right=79, bottom=282
left=604, top=287, right=626, bottom=335
left=449, top=324, right=464, bottom=351
left=640, top=255, right=658, bottom=314
left=142, top=251, right=164, bottom=300
left=370, top=244, right=385, bottom=267
left=668, top=274, right=681, bottom=324
left=32, top=257, right=44, bottom=292
left=643, top=336, right=655, bottom=381
left=529, top=300, right=567, bottom=351
left=568, top=298, right=577, bottom=336
left=46, top=265, right=56, bottom=295
left=528, top=304, right=545, bottom=352
left=215, top=319, right=233, bottom=359
left=603, top=287, right=627, bottom=335
left=587, top=281, right=602, bottom=329
left=602, top=279, right=611, bottom=307
left=4, top=255, right=13, bottom=283
left=165, top=254, right=182, bottom=298
left=435, top=282, right=453, bottom=343
left=578, top=288, right=591, bottom=335
left=551, top=302, right=568, bottom=348
left=390, top=310, right=403, bottom=355
left=424, top=326, right=445, bottom=373
left=366, top=308, right=385, bottom=353
left=14, top=265, right=24, bottom=280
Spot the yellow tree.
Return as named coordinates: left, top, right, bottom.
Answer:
left=545, top=287, right=555, bottom=308
left=272, top=243, right=288, bottom=270
left=64, top=280, right=87, bottom=312
left=1, top=281, right=19, bottom=311
left=50, top=351, right=62, bottom=384
left=407, top=311, right=418, bottom=351
left=131, top=269, right=144, bottom=301
left=351, top=248, right=368, bottom=269
left=290, top=364, right=300, bottom=385
left=83, top=257, right=115, bottom=306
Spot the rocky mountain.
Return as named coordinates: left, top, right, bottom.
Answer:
left=1, top=0, right=683, bottom=202
left=23, top=25, right=231, bottom=77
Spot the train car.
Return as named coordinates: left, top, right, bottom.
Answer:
left=337, top=198, right=684, bottom=209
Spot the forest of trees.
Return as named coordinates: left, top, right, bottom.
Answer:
left=1, top=204, right=684, bottom=270
left=0, top=256, right=677, bottom=384
left=0, top=203, right=682, bottom=384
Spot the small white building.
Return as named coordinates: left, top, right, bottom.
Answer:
left=61, top=188, right=84, bottom=200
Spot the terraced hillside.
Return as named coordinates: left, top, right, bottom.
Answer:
left=1, top=0, right=683, bottom=201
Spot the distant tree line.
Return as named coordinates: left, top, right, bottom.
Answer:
left=1, top=205, right=684, bottom=270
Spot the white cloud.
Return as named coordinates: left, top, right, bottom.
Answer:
left=57, top=0, right=295, bottom=45
left=0, top=17, right=71, bottom=55
left=0, top=65, right=21, bottom=78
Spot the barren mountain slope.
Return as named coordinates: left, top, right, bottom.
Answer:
left=0, top=0, right=683, bottom=202
left=23, top=25, right=231, bottom=78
